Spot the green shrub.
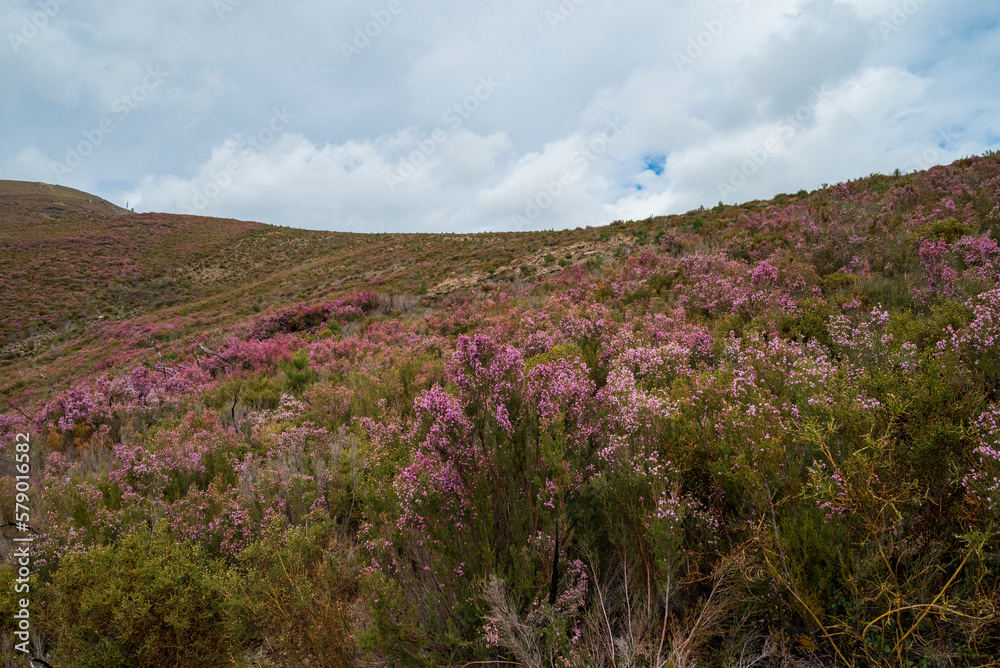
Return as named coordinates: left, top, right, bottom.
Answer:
left=47, top=529, right=239, bottom=668
left=776, top=299, right=835, bottom=347
left=820, top=269, right=855, bottom=291
left=856, top=274, right=914, bottom=311
left=915, top=217, right=974, bottom=243
left=234, top=519, right=358, bottom=668
left=280, top=351, right=319, bottom=395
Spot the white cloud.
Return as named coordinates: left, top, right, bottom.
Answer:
left=1, top=0, right=997, bottom=231
left=9, top=146, right=56, bottom=181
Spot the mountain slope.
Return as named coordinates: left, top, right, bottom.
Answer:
left=1, top=156, right=1000, bottom=666
left=3, top=158, right=1000, bottom=408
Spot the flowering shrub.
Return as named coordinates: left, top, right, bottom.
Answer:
left=964, top=403, right=1000, bottom=513
left=217, top=333, right=302, bottom=371
left=248, top=291, right=379, bottom=340
left=915, top=239, right=959, bottom=304
left=828, top=305, right=918, bottom=374
left=938, top=286, right=1000, bottom=388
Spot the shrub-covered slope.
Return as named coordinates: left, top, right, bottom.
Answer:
left=2, top=155, right=1000, bottom=667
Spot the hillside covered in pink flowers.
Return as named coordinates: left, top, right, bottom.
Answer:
left=3, top=154, right=1000, bottom=667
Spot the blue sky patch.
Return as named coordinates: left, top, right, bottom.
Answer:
left=644, top=154, right=666, bottom=176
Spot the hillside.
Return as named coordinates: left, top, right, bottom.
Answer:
left=0, top=181, right=679, bottom=407
left=2, top=154, right=1000, bottom=667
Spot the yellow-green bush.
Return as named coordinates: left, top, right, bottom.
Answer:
left=46, top=528, right=239, bottom=668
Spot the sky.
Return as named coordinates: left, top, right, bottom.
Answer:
left=1, top=0, right=998, bottom=233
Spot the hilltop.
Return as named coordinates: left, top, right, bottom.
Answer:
left=1, top=155, right=1000, bottom=667
left=0, top=180, right=129, bottom=214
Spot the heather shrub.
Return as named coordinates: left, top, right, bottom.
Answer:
left=856, top=273, right=915, bottom=310
left=940, top=286, right=1000, bottom=392
left=361, top=335, right=603, bottom=662
left=248, top=292, right=379, bottom=341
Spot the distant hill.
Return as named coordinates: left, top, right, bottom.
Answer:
left=0, top=179, right=130, bottom=215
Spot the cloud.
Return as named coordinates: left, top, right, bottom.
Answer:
left=1, top=0, right=998, bottom=232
